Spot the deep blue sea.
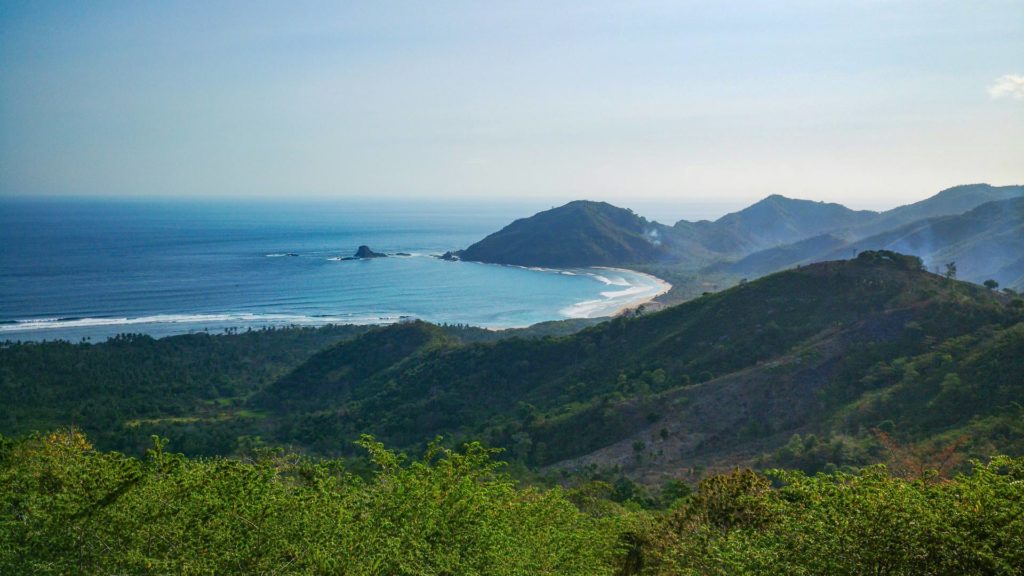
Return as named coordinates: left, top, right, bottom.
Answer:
left=0, top=198, right=670, bottom=342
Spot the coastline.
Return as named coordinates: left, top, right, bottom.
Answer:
left=591, top=267, right=673, bottom=317
left=2, top=263, right=674, bottom=342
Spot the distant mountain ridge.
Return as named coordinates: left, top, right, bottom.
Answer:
left=725, top=196, right=1024, bottom=289
left=852, top=183, right=1024, bottom=238
left=458, top=183, right=1024, bottom=289
left=459, top=195, right=884, bottom=268
left=692, top=194, right=875, bottom=254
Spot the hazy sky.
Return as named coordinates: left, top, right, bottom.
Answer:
left=1, top=1, right=1022, bottom=209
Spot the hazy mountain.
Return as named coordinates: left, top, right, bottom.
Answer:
left=835, top=198, right=1019, bottom=284
left=854, top=183, right=1024, bottom=238
left=713, top=194, right=1024, bottom=290
left=712, top=233, right=851, bottom=278
left=458, top=200, right=677, bottom=267
left=460, top=195, right=879, bottom=268
left=694, top=195, right=876, bottom=255
left=458, top=184, right=1023, bottom=271
left=823, top=197, right=1024, bottom=288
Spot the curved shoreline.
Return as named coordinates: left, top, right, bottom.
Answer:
left=592, top=267, right=673, bottom=317
left=556, top=266, right=673, bottom=319
left=1, top=264, right=674, bottom=342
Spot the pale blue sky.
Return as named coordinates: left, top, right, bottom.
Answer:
left=1, top=1, right=1021, bottom=210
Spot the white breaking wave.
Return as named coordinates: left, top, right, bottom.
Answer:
left=587, top=273, right=632, bottom=287
left=560, top=268, right=671, bottom=318
left=0, top=312, right=399, bottom=333
left=600, top=285, right=652, bottom=299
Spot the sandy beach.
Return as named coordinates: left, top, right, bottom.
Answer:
left=595, top=267, right=673, bottom=317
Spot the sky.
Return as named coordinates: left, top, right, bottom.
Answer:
left=1, top=1, right=1022, bottom=211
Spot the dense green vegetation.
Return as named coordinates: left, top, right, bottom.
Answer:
left=258, top=253, right=1023, bottom=471
left=0, top=430, right=625, bottom=574
left=3, top=253, right=1022, bottom=483
left=642, top=460, right=1024, bottom=575
left=0, top=325, right=373, bottom=455
left=3, top=430, right=1022, bottom=574
left=3, top=250, right=1024, bottom=572
left=0, top=319, right=598, bottom=457
left=4, top=253, right=1023, bottom=477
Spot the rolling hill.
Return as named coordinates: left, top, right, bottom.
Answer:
left=2, top=251, right=1022, bottom=485
left=257, top=252, right=1023, bottom=479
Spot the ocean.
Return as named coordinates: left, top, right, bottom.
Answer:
left=0, top=198, right=670, bottom=342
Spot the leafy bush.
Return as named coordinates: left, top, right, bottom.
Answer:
left=644, top=459, right=1024, bottom=575
left=0, top=430, right=623, bottom=575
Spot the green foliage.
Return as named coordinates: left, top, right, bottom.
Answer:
left=768, top=432, right=875, bottom=474
left=645, top=459, right=1024, bottom=575
left=2, top=255, right=1021, bottom=479
left=0, top=430, right=623, bottom=575
left=856, top=249, right=924, bottom=270
left=3, top=430, right=1022, bottom=574
left=0, top=325, right=374, bottom=454
left=836, top=322, right=1024, bottom=456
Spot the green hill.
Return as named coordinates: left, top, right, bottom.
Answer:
left=458, top=200, right=676, bottom=267
left=258, top=252, right=1023, bottom=475
left=0, top=319, right=598, bottom=456
left=3, top=252, right=1022, bottom=483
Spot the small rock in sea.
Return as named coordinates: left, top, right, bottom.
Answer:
left=353, top=245, right=387, bottom=258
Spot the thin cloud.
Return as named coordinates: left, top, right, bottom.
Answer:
left=988, top=74, right=1024, bottom=100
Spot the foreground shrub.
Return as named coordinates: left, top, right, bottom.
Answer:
left=0, top=430, right=623, bottom=575
left=645, top=459, right=1024, bottom=575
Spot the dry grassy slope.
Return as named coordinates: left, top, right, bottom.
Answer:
left=547, top=329, right=844, bottom=482
left=547, top=300, right=991, bottom=485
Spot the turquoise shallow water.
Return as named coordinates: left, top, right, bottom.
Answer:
left=0, top=198, right=668, bottom=342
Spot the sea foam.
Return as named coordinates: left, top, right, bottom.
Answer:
left=0, top=312, right=400, bottom=333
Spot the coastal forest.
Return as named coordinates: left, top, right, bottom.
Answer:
left=3, top=248, right=1024, bottom=573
